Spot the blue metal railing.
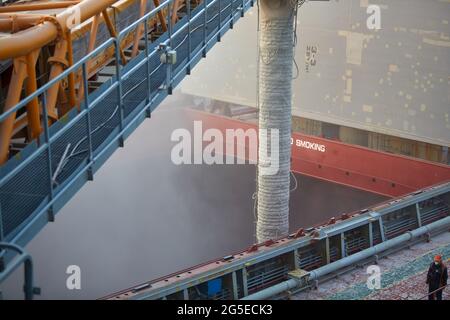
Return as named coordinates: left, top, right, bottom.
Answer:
left=0, top=242, right=39, bottom=300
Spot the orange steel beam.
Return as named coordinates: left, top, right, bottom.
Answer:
left=65, top=31, right=77, bottom=113
left=0, top=1, right=82, bottom=13
left=171, top=0, right=182, bottom=26
left=87, top=15, right=101, bottom=58
left=0, top=0, right=175, bottom=60
left=46, top=40, right=69, bottom=119
left=0, top=57, right=30, bottom=163
left=75, top=14, right=100, bottom=106
left=0, top=0, right=120, bottom=60
left=0, top=14, right=43, bottom=32
left=56, top=82, right=71, bottom=116
left=131, top=0, right=147, bottom=58
left=153, top=0, right=168, bottom=32
left=12, top=113, right=29, bottom=138
left=102, top=9, right=127, bottom=64
left=25, top=49, right=42, bottom=140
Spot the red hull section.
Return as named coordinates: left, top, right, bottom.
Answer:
left=183, top=109, right=450, bottom=197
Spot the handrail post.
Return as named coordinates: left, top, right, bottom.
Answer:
left=0, top=204, right=3, bottom=242
left=217, top=0, right=221, bottom=42
left=113, top=39, right=125, bottom=147
left=144, top=22, right=151, bottom=101
left=41, top=92, right=55, bottom=222
left=144, top=20, right=152, bottom=118
left=379, top=217, right=386, bottom=242
left=0, top=242, right=40, bottom=300
left=166, top=0, right=173, bottom=94
left=186, top=0, right=192, bottom=74
left=81, top=63, right=94, bottom=181
left=230, top=0, right=234, bottom=29
left=202, top=0, right=207, bottom=57
left=23, top=257, right=34, bottom=300
left=168, top=0, right=173, bottom=48
left=416, top=202, right=423, bottom=227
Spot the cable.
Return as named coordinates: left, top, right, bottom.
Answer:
left=292, top=0, right=307, bottom=79
left=293, top=55, right=300, bottom=79
left=174, top=3, right=233, bottom=51
left=51, top=143, right=71, bottom=183
left=290, top=170, right=298, bottom=193
left=419, top=284, right=448, bottom=300
left=52, top=105, right=119, bottom=185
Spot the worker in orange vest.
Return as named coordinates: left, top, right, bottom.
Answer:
left=426, top=255, right=448, bottom=300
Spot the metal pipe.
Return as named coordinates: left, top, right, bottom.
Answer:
left=0, top=1, right=81, bottom=13
left=0, top=14, right=43, bottom=32
left=242, top=216, right=450, bottom=300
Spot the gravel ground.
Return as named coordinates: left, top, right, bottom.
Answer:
left=292, top=231, right=450, bottom=300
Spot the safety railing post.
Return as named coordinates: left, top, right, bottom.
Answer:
left=0, top=243, right=40, bottom=300
left=242, top=267, right=249, bottom=296
left=41, top=92, right=54, bottom=222
left=217, top=0, right=221, bottom=41
left=114, top=39, right=125, bottom=147
left=23, top=257, right=34, bottom=300
left=167, top=0, right=173, bottom=48
left=144, top=21, right=152, bottom=118
left=202, top=0, right=207, bottom=57
left=368, top=221, right=374, bottom=247
left=241, top=0, right=245, bottom=17
left=81, top=63, right=94, bottom=181
left=340, top=233, right=346, bottom=258
left=379, top=217, right=386, bottom=242
left=186, top=0, right=192, bottom=74
left=230, top=0, right=234, bottom=29
left=231, top=271, right=238, bottom=299
left=415, top=202, right=423, bottom=227
left=166, top=0, right=173, bottom=94
left=325, top=237, right=331, bottom=264
left=0, top=204, right=3, bottom=242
